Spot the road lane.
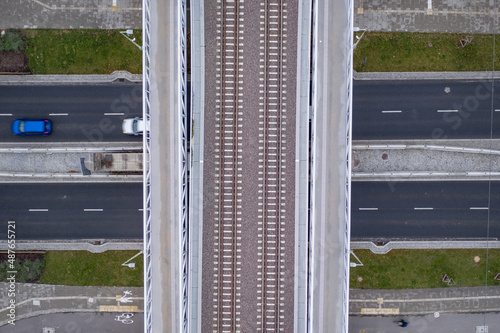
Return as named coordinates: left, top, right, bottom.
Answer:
left=351, top=181, right=500, bottom=240
left=0, top=183, right=142, bottom=240
left=0, top=84, right=143, bottom=142
left=353, top=80, right=500, bottom=140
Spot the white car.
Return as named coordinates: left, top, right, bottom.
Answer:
left=122, top=117, right=144, bottom=135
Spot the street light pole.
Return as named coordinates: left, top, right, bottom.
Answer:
left=120, top=30, right=143, bottom=50
left=122, top=250, right=143, bottom=268
left=349, top=250, right=364, bottom=267
left=353, top=27, right=367, bottom=50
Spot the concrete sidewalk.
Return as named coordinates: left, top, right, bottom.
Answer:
left=0, top=0, right=142, bottom=29
left=350, top=286, right=500, bottom=316
left=355, top=0, right=498, bottom=33
left=0, top=282, right=143, bottom=326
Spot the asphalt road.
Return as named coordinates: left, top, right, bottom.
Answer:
left=0, top=84, right=143, bottom=142
left=7, top=312, right=143, bottom=332
left=0, top=183, right=142, bottom=240
left=351, top=181, right=500, bottom=240
left=353, top=80, right=500, bottom=140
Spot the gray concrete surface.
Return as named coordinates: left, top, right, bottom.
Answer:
left=0, top=149, right=141, bottom=182
left=310, top=0, right=352, bottom=331
left=10, top=312, right=144, bottom=332
left=350, top=312, right=500, bottom=333
left=188, top=0, right=204, bottom=330
left=0, top=240, right=142, bottom=252
left=0, top=283, right=143, bottom=327
left=353, top=139, right=500, bottom=181
left=351, top=240, right=500, bottom=254
left=294, top=0, right=313, bottom=331
left=0, top=0, right=142, bottom=29
left=148, top=0, right=182, bottom=332
left=350, top=286, right=500, bottom=315
left=354, top=0, right=498, bottom=33
left=354, top=71, right=500, bottom=81
left=0, top=143, right=141, bottom=182
left=0, top=71, right=142, bottom=85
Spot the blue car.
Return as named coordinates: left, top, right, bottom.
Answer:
left=12, top=119, right=52, bottom=136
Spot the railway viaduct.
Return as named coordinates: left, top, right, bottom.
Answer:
left=143, top=0, right=353, bottom=332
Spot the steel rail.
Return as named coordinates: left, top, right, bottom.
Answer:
left=215, top=1, right=241, bottom=331
left=260, top=0, right=285, bottom=330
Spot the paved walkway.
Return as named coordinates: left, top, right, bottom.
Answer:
left=350, top=286, right=500, bottom=315
left=4, top=281, right=498, bottom=326
left=355, top=0, right=498, bottom=33
left=0, top=282, right=143, bottom=326
left=0, top=0, right=141, bottom=29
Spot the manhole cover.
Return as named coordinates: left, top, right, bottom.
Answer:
left=382, top=153, right=388, bottom=160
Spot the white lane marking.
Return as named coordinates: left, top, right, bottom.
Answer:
left=0, top=114, right=12, bottom=116
left=470, top=207, right=489, bottom=210
left=414, top=207, right=433, bottom=210
left=104, top=113, right=125, bottom=116
left=84, top=209, right=104, bottom=212
left=359, top=207, right=378, bottom=211
left=381, top=110, right=402, bottom=113
left=29, top=209, right=48, bottom=212
left=437, top=110, right=458, bottom=113
left=138, top=209, right=144, bottom=211
left=495, top=109, right=500, bottom=112
left=428, top=0, right=432, bottom=10
left=49, top=113, right=68, bottom=116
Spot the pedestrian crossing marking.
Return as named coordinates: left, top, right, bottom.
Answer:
left=361, top=308, right=399, bottom=315
left=99, top=305, right=138, bottom=312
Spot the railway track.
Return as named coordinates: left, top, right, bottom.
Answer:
left=212, top=0, right=244, bottom=332
left=257, top=0, right=288, bottom=331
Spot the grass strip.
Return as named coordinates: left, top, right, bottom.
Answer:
left=353, top=32, right=499, bottom=72
left=350, top=249, right=500, bottom=289
left=24, top=29, right=142, bottom=74
left=40, top=250, right=143, bottom=287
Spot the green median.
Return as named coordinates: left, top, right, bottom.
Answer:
left=350, top=249, right=500, bottom=289
left=354, top=32, right=500, bottom=72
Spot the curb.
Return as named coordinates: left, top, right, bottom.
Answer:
left=353, top=144, right=500, bottom=156
left=352, top=171, right=500, bottom=182
left=0, top=71, right=142, bottom=85
left=353, top=70, right=500, bottom=81
left=0, top=147, right=142, bottom=153
left=0, top=240, right=143, bottom=252
left=351, top=240, right=500, bottom=254
left=0, top=172, right=142, bottom=179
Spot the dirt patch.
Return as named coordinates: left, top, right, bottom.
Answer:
left=0, top=50, right=30, bottom=73
left=0, top=251, right=45, bottom=263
